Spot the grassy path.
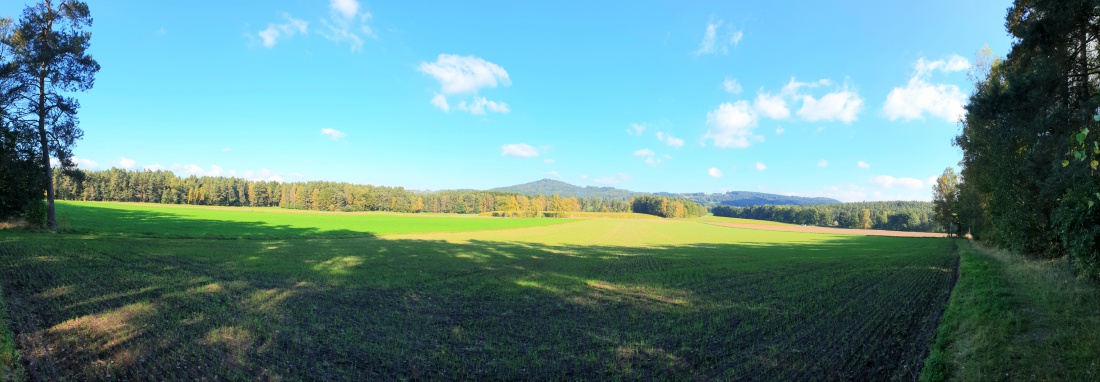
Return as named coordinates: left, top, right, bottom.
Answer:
left=920, top=241, right=1100, bottom=381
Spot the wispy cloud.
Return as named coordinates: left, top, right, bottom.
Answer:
left=755, top=162, right=767, bottom=171
left=722, top=77, right=743, bottom=94
left=656, top=131, right=684, bottom=148
left=870, top=175, right=927, bottom=189
left=627, top=123, right=647, bottom=136
left=708, top=167, right=723, bottom=177
left=321, top=128, right=346, bottom=140
left=858, top=161, right=870, bottom=169
left=118, top=156, right=137, bottom=169
left=696, top=19, right=743, bottom=55
left=633, top=148, right=662, bottom=166
left=457, top=96, right=510, bottom=115
left=501, top=143, right=539, bottom=157
left=320, top=0, right=375, bottom=52
left=593, top=172, right=630, bottom=186
left=257, top=13, right=308, bottom=48
left=817, top=160, right=828, bottom=168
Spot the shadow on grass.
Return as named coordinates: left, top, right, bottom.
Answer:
left=56, top=202, right=386, bottom=239
left=0, top=226, right=958, bottom=381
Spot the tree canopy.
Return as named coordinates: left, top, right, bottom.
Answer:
left=955, top=0, right=1100, bottom=278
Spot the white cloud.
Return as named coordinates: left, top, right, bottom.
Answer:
left=755, top=162, right=767, bottom=171
left=72, top=156, right=98, bottom=169
left=634, top=148, right=662, bottom=166
left=696, top=19, right=742, bottom=55
left=593, top=172, right=630, bottom=186
left=775, top=127, right=785, bottom=134
left=320, top=0, right=375, bottom=52
left=457, top=96, right=510, bottom=115
left=257, top=13, right=308, bottom=48
left=321, top=128, right=346, bottom=140
left=817, top=160, right=828, bottom=168
left=858, top=161, right=870, bottom=169
left=788, top=184, right=869, bottom=203
left=543, top=158, right=555, bottom=163
left=330, top=0, right=359, bottom=19
left=222, top=147, right=232, bottom=153
left=708, top=167, right=723, bottom=177
left=883, top=55, right=970, bottom=122
left=143, top=164, right=165, bottom=171
left=723, top=77, right=743, bottom=94
left=172, top=163, right=225, bottom=177
left=430, top=94, right=450, bottom=112
left=754, top=92, right=790, bottom=119
left=795, top=83, right=863, bottom=123
left=628, top=123, right=647, bottom=136
left=547, top=170, right=561, bottom=179
left=207, top=165, right=224, bottom=177
left=420, top=54, right=511, bottom=114
left=118, top=156, right=137, bottom=169
left=419, top=54, right=511, bottom=95
left=656, top=131, right=684, bottom=148
left=501, top=143, right=539, bottom=157
left=870, top=175, right=926, bottom=189
left=703, top=101, right=761, bottom=148
left=915, top=54, right=970, bottom=74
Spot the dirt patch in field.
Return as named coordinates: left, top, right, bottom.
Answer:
left=705, top=222, right=950, bottom=238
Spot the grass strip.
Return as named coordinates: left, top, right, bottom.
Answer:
left=920, top=241, right=1100, bottom=381
left=0, top=282, right=26, bottom=381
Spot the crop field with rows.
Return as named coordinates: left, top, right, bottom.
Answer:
left=0, top=203, right=958, bottom=380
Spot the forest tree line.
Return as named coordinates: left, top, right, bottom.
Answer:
left=712, top=201, right=938, bottom=232
left=931, top=0, right=1100, bottom=279
left=0, top=3, right=99, bottom=229
left=52, top=168, right=706, bottom=218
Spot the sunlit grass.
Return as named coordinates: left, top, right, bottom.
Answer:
left=920, top=241, right=1100, bottom=381
left=55, top=200, right=575, bottom=238
left=694, top=215, right=797, bottom=226
left=0, top=205, right=958, bottom=380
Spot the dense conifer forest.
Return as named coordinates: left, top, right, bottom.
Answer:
left=51, top=168, right=707, bottom=218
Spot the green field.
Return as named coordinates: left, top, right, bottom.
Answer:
left=54, top=201, right=573, bottom=238
left=0, top=203, right=958, bottom=380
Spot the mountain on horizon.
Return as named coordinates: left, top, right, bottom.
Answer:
left=490, top=179, right=641, bottom=200
left=491, top=179, right=841, bottom=206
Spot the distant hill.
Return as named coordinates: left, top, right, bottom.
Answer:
left=492, top=179, right=840, bottom=206
left=663, top=191, right=840, bottom=207
left=491, top=179, right=641, bottom=200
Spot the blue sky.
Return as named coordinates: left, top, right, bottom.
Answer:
left=3, top=0, right=1012, bottom=201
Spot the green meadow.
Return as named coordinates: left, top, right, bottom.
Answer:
left=0, top=202, right=959, bottom=380
left=54, top=201, right=573, bottom=238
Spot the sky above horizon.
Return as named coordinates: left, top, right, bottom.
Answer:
left=2, top=0, right=1013, bottom=201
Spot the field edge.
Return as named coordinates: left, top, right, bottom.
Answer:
left=0, top=281, right=26, bottom=381
left=919, top=240, right=1100, bottom=381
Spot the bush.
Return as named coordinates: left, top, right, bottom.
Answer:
left=22, top=199, right=46, bottom=229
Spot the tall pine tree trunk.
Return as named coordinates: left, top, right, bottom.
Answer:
left=37, top=68, right=55, bottom=230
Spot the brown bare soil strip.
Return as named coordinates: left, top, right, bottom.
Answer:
left=705, top=222, right=949, bottom=238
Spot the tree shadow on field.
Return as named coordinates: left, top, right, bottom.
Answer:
left=0, top=223, right=959, bottom=381
left=55, top=202, right=375, bottom=239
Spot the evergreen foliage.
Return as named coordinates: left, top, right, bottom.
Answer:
left=955, top=0, right=1100, bottom=278
left=629, top=194, right=708, bottom=218
left=712, top=201, right=938, bottom=232
left=53, top=168, right=707, bottom=218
